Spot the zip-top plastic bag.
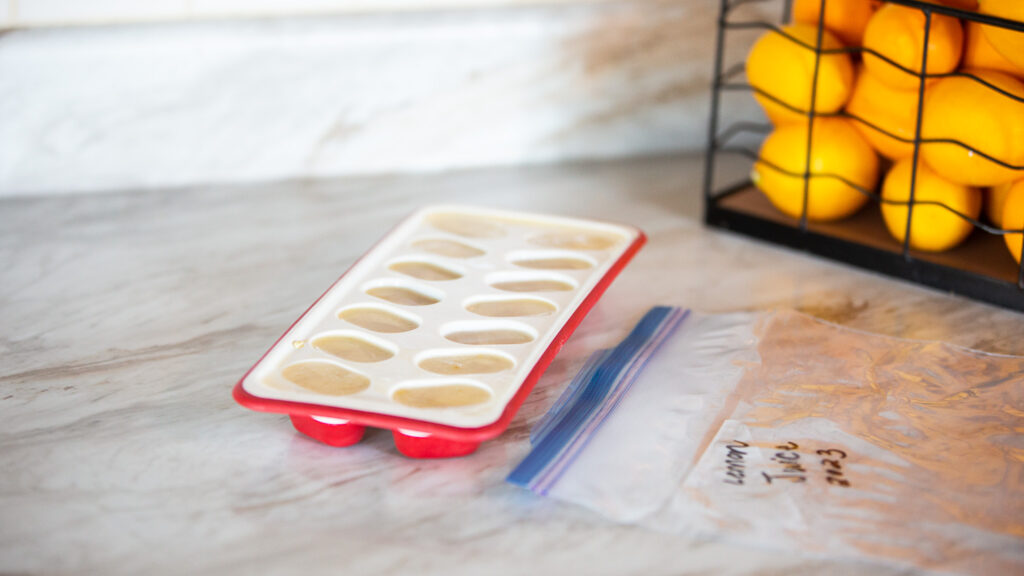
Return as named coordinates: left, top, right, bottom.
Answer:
left=508, top=307, right=1024, bottom=575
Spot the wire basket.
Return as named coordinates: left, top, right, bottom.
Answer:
left=702, top=0, right=1024, bottom=311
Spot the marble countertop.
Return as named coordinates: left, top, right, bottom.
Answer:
left=2, top=155, right=1022, bottom=575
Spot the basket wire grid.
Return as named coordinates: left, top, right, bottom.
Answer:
left=702, top=0, right=1024, bottom=311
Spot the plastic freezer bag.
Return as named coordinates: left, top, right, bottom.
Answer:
left=508, top=307, right=1024, bottom=575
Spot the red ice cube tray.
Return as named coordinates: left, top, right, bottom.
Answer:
left=233, top=205, right=645, bottom=458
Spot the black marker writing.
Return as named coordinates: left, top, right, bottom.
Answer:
left=723, top=440, right=749, bottom=486
left=762, top=441, right=807, bottom=484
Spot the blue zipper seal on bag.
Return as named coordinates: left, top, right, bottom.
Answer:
left=507, top=306, right=689, bottom=494
left=529, top=348, right=612, bottom=445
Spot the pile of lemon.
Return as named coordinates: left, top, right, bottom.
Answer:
left=747, top=0, right=1024, bottom=264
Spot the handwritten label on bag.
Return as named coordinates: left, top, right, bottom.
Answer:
left=716, top=434, right=852, bottom=488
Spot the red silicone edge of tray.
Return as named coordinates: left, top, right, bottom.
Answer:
left=232, top=220, right=647, bottom=445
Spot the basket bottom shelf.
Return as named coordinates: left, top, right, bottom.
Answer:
left=705, top=186, right=1024, bottom=312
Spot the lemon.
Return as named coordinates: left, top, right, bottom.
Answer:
left=747, top=24, right=855, bottom=125
left=753, top=117, right=878, bottom=222
left=921, top=70, right=1024, bottom=187
left=881, top=159, right=981, bottom=252
left=978, top=0, right=1024, bottom=74
left=963, top=20, right=1023, bottom=79
left=845, top=64, right=921, bottom=160
left=1000, top=180, right=1024, bottom=264
left=792, top=0, right=876, bottom=47
left=862, top=3, right=963, bottom=90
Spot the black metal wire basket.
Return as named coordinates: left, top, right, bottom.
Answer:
left=703, top=0, right=1024, bottom=311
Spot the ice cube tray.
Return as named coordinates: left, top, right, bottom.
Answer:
left=233, top=205, right=645, bottom=458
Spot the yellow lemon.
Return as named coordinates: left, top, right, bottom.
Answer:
left=963, top=20, right=1023, bottom=79
left=977, top=0, right=1024, bottom=74
left=845, top=64, right=921, bottom=160
left=1000, top=180, right=1024, bottom=264
left=862, top=3, right=964, bottom=90
left=881, top=159, right=982, bottom=252
left=747, top=24, right=855, bottom=125
left=753, top=117, right=878, bottom=221
left=792, top=0, right=876, bottom=47
left=921, top=70, right=1024, bottom=187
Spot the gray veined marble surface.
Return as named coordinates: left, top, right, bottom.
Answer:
left=1, top=155, right=1022, bottom=575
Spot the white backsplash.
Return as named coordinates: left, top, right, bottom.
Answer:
left=0, top=1, right=770, bottom=196
left=6, top=0, right=644, bottom=28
